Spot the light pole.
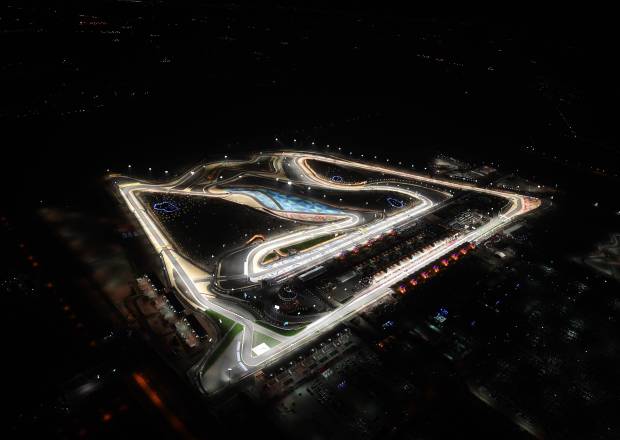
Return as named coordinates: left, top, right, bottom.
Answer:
left=227, top=367, right=232, bottom=384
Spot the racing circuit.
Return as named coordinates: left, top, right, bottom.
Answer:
left=116, top=151, right=540, bottom=393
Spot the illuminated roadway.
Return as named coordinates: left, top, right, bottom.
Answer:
left=116, top=151, right=539, bottom=391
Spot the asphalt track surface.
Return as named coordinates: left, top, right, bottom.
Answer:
left=117, top=151, right=539, bottom=391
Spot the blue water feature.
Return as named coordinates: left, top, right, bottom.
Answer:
left=386, top=197, right=405, bottom=208
left=229, top=188, right=344, bottom=214
left=153, top=201, right=179, bottom=213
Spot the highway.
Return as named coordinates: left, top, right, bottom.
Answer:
left=116, top=151, right=539, bottom=392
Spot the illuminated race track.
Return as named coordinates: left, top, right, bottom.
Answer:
left=244, top=185, right=435, bottom=282
left=116, top=151, right=540, bottom=391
